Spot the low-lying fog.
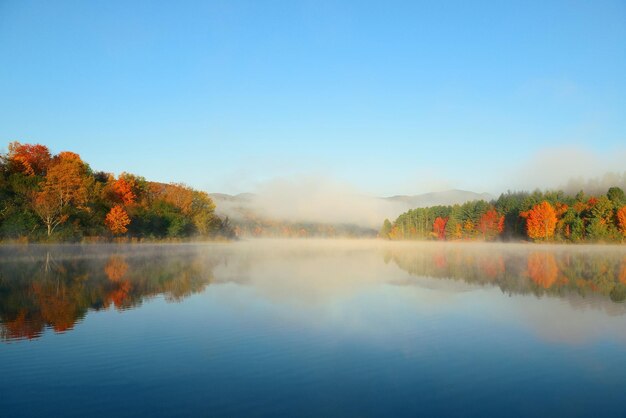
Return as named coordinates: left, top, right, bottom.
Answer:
left=2, top=239, right=625, bottom=345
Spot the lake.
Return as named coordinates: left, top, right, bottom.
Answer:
left=1, top=240, right=626, bottom=417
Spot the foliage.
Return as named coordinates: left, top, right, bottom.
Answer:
left=521, top=201, right=557, bottom=240
left=385, top=187, right=626, bottom=243
left=0, top=142, right=233, bottom=241
left=477, top=208, right=504, bottom=241
left=433, top=217, right=448, bottom=240
left=617, top=206, right=626, bottom=238
left=105, top=205, right=131, bottom=235
left=6, top=142, right=52, bottom=176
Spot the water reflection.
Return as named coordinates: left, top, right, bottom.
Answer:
left=385, top=243, right=626, bottom=304
left=2, top=241, right=626, bottom=343
left=0, top=245, right=217, bottom=341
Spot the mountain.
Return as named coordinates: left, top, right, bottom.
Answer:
left=209, top=189, right=495, bottom=228
left=383, top=190, right=494, bottom=209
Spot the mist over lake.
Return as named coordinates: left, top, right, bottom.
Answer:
left=2, top=240, right=626, bottom=417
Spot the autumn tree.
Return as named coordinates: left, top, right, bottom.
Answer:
left=433, top=217, right=448, bottom=240
left=477, top=208, right=504, bottom=240
left=521, top=201, right=557, bottom=240
left=6, top=142, right=51, bottom=176
left=190, top=191, right=217, bottom=235
left=42, top=152, right=90, bottom=208
left=112, top=176, right=136, bottom=205
left=32, top=191, right=69, bottom=236
left=105, top=205, right=130, bottom=235
left=32, top=151, right=90, bottom=236
left=617, top=206, right=626, bottom=237
left=163, top=183, right=194, bottom=215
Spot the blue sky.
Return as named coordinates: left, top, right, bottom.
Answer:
left=1, top=0, right=625, bottom=195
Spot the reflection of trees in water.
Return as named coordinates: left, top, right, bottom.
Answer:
left=527, top=252, right=560, bottom=289
left=388, top=246, right=626, bottom=304
left=0, top=249, right=216, bottom=341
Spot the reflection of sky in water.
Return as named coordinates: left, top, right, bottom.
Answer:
left=1, top=240, right=626, bottom=417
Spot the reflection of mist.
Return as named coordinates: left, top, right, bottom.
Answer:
left=213, top=240, right=401, bottom=306
left=2, top=240, right=626, bottom=346
left=213, top=240, right=626, bottom=345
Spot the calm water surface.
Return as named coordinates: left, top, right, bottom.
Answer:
left=1, top=240, right=626, bottom=417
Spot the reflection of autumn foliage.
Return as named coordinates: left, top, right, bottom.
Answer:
left=0, top=250, right=216, bottom=342
left=0, top=310, right=44, bottom=340
left=479, top=256, right=505, bottom=279
left=527, top=252, right=561, bottom=289
left=104, top=280, right=133, bottom=309
left=389, top=246, right=626, bottom=304
left=105, top=256, right=129, bottom=282
left=32, top=282, right=81, bottom=332
left=433, top=252, right=447, bottom=269
left=619, top=259, right=626, bottom=285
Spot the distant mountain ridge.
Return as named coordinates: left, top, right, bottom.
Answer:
left=383, top=189, right=494, bottom=209
left=209, top=189, right=495, bottom=226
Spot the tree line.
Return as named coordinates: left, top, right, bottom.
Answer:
left=380, top=187, right=626, bottom=243
left=0, top=142, right=234, bottom=241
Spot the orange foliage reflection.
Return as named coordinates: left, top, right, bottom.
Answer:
left=527, top=252, right=561, bottom=289
left=105, top=256, right=129, bottom=282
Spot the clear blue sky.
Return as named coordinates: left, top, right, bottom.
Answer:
left=1, top=0, right=624, bottom=195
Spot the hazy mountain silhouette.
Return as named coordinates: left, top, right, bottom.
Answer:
left=210, top=189, right=494, bottom=228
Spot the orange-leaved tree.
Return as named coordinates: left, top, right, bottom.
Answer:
left=521, top=201, right=557, bottom=240
left=433, top=217, right=448, bottom=240
left=32, top=151, right=90, bottom=236
left=42, top=152, right=89, bottom=209
left=32, top=191, right=69, bottom=236
left=112, top=176, right=136, bottom=205
left=617, top=206, right=626, bottom=237
left=7, top=142, right=52, bottom=176
left=105, top=205, right=130, bottom=235
left=477, top=208, right=504, bottom=240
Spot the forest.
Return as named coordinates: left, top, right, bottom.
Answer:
left=0, top=142, right=234, bottom=241
left=3, top=141, right=626, bottom=244
left=380, top=187, right=626, bottom=243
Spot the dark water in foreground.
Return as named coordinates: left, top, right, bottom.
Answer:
left=1, top=240, right=626, bottom=417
